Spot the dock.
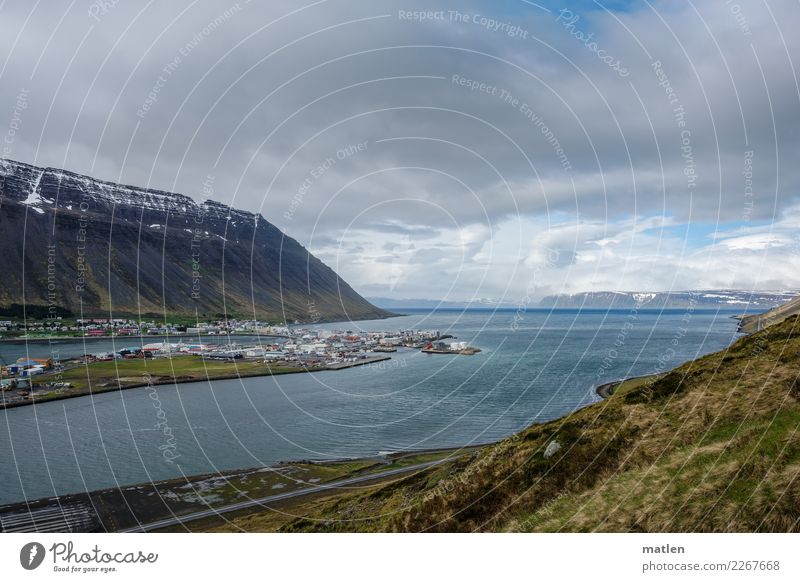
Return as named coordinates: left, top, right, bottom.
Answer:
left=326, top=355, right=392, bottom=370
left=421, top=347, right=481, bottom=355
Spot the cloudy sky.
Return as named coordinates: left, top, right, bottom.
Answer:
left=1, top=0, right=799, bottom=302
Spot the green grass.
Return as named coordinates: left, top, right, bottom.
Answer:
left=31, top=355, right=310, bottom=396
left=613, top=374, right=662, bottom=396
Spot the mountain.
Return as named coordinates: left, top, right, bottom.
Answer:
left=369, top=290, right=797, bottom=313
left=538, top=290, right=797, bottom=310
left=0, top=158, right=389, bottom=322
left=739, top=293, right=800, bottom=333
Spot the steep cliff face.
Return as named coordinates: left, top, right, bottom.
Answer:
left=0, top=159, right=389, bottom=322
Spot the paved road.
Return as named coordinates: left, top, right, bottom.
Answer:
left=119, top=459, right=445, bottom=532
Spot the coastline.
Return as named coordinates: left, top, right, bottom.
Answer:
left=0, top=355, right=391, bottom=411
left=595, top=374, right=662, bottom=400
left=0, top=446, right=480, bottom=532
left=0, top=367, right=320, bottom=411
left=0, top=333, right=291, bottom=344
left=595, top=379, right=623, bottom=399
left=0, top=311, right=407, bottom=344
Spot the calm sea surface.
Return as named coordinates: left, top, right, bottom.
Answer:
left=0, top=308, right=743, bottom=504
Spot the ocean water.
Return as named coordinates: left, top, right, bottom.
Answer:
left=0, top=308, right=743, bottom=504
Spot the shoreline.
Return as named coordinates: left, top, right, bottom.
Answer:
left=2, top=307, right=754, bottom=344
left=0, top=311, right=408, bottom=344
left=0, top=367, right=321, bottom=411
left=0, top=355, right=391, bottom=411
left=0, top=445, right=482, bottom=532
left=594, top=374, right=658, bottom=399
left=595, top=379, right=623, bottom=399
left=0, top=333, right=290, bottom=344
left=0, top=443, right=482, bottom=506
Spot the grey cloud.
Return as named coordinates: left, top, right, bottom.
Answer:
left=1, top=0, right=798, bottom=299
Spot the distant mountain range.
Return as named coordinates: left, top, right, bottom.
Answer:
left=367, top=297, right=507, bottom=309
left=0, top=159, right=389, bottom=323
left=371, top=290, right=798, bottom=312
left=537, top=290, right=798, bottom=310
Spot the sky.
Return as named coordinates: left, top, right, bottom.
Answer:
left=1, top=0, right=798, bottom=302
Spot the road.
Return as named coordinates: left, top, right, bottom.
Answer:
left=119, top=459, right=446, bottom=532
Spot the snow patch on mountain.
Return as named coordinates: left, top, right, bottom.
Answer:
left=539, top=290, right=799, bottom=309
left=21, top=168, right=45, bottom=206
left=1, top=159, right=258, bottom=222
left=632, top=292, right=657, bottom=304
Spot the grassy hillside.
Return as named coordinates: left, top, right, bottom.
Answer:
left=203, top=314, right=800, bottom=532
left=739, top=294, right=800, bottom=333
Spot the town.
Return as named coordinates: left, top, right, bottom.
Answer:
left=1, top=323, right=479, bottom=408
left=0, top=316, right=293, bottom=339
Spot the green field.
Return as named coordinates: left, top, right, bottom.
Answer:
left=30, top=355, right=312, bottom=401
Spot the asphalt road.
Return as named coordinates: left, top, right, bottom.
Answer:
left=119, top=459, right=446, bottom=532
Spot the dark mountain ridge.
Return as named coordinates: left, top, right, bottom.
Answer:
left=0, top=158, right=389, bottom=322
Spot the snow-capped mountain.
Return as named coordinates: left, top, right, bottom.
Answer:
left=0, top=158, right=388, bottom=321
left=3, top=158, right=260, bottom=223
left=538, top=290, right=797, bottom=310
